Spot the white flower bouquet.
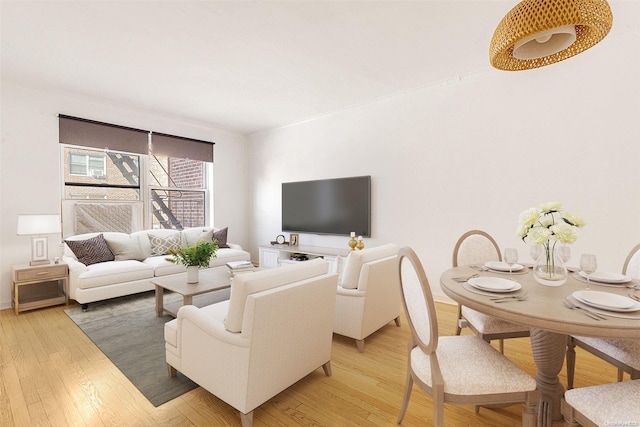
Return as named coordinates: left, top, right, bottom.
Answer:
left=517, top=202, right=585, bottom=284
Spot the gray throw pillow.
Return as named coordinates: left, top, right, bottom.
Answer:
left=213, top=227, right=230, bottom=248
left=65, top=234, right=115, bottom=266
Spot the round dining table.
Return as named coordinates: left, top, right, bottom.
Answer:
left=440, top=265, right=640, bottom=427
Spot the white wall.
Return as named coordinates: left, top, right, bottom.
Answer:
left=249, top=24, right=640, bottom=302
left=0, top=82, right=250, bottom=310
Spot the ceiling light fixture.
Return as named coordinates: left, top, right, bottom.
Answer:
left=489, top=0, right=613, bottom=71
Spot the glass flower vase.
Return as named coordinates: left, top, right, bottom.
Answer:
left=533, top=246, right=568, bottom=286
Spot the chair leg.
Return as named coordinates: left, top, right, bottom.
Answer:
left=356, top=339, right=365, bottom=353
left=322, top=361, right=332, bottom=377
left=455, top=304, right=463, bottom=335
left=397, top=372, right=414, bottom=424
left=240, top=410, right=253, bottom=427
left=499, top=339, right=504, bottom=354
left=522, top=390, right=539, bottom=427
left=566, top=337, right=576, bottom=390
left=167, top=363, right=177, bottom=378
left=394, top=316, right=401, bottom=327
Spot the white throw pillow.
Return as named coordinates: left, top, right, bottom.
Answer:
left=105, top=235, right=146, bottom=261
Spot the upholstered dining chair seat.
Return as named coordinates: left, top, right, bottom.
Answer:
left=461, top=306, right=530, bottom=336
left=562, top=380, right=640, bottom=427
left=412, top=335, right=537, bottom=396
left=566, top=242, right=640, bottom=388
left=573, top=336, right=640, bottom=368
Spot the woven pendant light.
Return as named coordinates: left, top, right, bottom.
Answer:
left=490, top=0, right=613, bottom=71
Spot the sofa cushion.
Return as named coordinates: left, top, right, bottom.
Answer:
left=213, top=227, right=230, bottom=248
left=182, top=228, right=214, bottom=246
left=104, top=234, right=146, bottom=261
left=340, top=244, right=399, bottom=289
left=75, top=260, right=154, bottom=289
left=224, top=258, right=329, bottom=333
left=148, top=233, right=181, bottom=256
left=144, top=255, right=186, bottom=277
left=65, top=233, right=115, bottom=266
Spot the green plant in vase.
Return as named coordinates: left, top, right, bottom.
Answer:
left=167, top=240, right=218, bottom=283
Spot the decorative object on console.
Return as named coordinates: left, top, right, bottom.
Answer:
left=17, top=214, right=62, bottom=266
left=356, top=236, right=365, bottom=251
left=490, top=0, right=613, bottom=71
left=289, top=233, right=298, bottom=246
left=271, top=234, right=287, bottom=245
left=517, top=202, right=585, bottom=286
left=166, top=240, right=219, bottom=284
left=289, top=253, right=309, bottom=262
left=348, top=232, right=358, bottom=251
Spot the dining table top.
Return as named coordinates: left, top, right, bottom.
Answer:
left=440, top=264, right=640, bottom=339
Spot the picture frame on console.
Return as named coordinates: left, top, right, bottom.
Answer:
left=290, top=233, right=298, bottom=246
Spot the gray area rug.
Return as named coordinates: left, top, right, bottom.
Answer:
left=64, top=288, right=230, bottom=407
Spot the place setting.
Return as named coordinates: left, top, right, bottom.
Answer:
left=462, top=276, right=528, bottom=302
left=565, top=290, right=640, bottom=320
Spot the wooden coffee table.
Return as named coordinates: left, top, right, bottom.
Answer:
left=153, top=266, right=232, bottom=317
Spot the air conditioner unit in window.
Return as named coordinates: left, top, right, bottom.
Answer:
left=90, top=170, right=106, bottom=179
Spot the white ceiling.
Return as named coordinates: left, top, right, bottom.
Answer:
left=0, top=1, right=627, bottom=134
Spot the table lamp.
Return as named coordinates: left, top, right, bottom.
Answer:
left=17, top=214, right=61, bottom=266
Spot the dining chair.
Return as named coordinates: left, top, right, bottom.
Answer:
left=396, top=246, right=539, bottom=427
left=561, top=379, right=640, bottom=427
left=566, top=243, right=640, bottom=389
left=453, top=230, right=530, bottom=353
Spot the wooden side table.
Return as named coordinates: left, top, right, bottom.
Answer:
left=12, top=263, right=69, bottom=315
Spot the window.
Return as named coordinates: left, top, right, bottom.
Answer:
left=59, top=115, right=215, bottom=229
left=69, top=152, right=107, bottom=177
left=63, top=146, right=140, bottom=201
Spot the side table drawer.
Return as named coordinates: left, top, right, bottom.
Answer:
left=15, top=264, right=68, bottom=282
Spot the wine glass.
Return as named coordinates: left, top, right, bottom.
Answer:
left=558, top=246, right=571, bottom=263
left=580, top=254, right=597, bottom=289
left=504, top=248, right=519, bottom=280
left=530, top=244, right=542, bottom=263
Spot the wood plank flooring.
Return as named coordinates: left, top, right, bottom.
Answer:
left=0, top=300, right=620, bottom=426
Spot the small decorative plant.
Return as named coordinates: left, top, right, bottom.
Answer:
left=167, top=240, right=219, bottom=268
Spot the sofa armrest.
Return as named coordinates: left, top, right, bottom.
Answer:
left=178, top=305, right=249, bottom=348
left=63, top=256, right=88, bottom=273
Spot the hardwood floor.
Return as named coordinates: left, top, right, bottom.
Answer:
left=0, top=300, right=620, bottom=426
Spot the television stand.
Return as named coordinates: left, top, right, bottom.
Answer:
left=258, top=244, right=351, bottom=272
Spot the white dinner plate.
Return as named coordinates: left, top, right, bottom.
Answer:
left=578, top=271, right=631, bottom=284
left=573, top=290, right=640, bottom=312
left=468, top=277, right=521, bottom=293
left=485, top=261, right=525, bottom=272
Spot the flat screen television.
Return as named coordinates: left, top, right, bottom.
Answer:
left=282, top=175, right=371, bottom=237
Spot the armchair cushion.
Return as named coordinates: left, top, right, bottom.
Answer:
left=224, top=258, right=329, bottom=333
left=340, top=244, right=400, bottom=289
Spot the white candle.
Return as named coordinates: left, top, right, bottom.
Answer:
left=350, top=232, right=355, bottom=237
left=358, top=236, right=363, bottom=241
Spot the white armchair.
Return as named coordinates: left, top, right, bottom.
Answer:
left=164, top=258, right=338, bottom=427
left=333, top=243, right=401, bottom=352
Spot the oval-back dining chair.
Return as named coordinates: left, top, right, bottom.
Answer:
left=396, top=246, right=539, bottom=427
left=566, top=243, right=640, bottom=389
left=453, top=230, right=530, bottom=354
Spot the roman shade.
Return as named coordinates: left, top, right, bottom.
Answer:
left=59, top=115, right=149, bottom=155
left=150, top=132, right=214, bottom=163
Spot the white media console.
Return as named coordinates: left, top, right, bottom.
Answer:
left=258, top=244, right=351, bottom=272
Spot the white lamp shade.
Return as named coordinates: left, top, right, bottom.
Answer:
left=17, top=214, right=61, bottom=235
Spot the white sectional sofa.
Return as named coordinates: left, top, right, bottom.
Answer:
left=62, top=227, right=250, bottom=308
